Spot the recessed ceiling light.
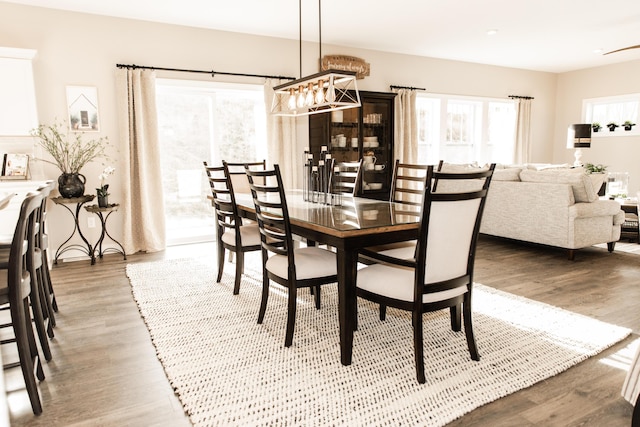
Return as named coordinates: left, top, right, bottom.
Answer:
left=486, top=29, right=498, bottom=36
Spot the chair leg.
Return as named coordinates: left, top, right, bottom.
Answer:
left=379, top=304, right=387, bottom=321
left=284, top=285, right=297, bottom=347
left=257, top=273, right=269, bottom=324
left=216, top=243, right=225, bottom=283
left=463, top=296, right=480, bottom=361
left=41, top=249, right=58, bottom=314
left=30, top=271, right=52, bottom=362
left=13, top=298, right=43, bottom=415
left=412, top=310, right=426, bottom=384
left=37, top=267, right=55, bottom=337
left=450, top=304, right=462, bottom=332
left=233, top=251, right=243, bottom=295
left=313, top=285, right=321, bottom=309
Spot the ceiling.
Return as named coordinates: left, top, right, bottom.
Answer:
left=5, top=0, right=640, bottom=73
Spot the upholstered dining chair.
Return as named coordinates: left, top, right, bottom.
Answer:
left=332, top=160, right=363, bottom=197
left=203, top=161, right=262, bottom=295
left=355, top=164, right=495, bottom=383
left=224, top=160, right=266, bottom=195
left=0, top=191, right=45, bottom=414
left=245, top=164, right=338, bottom=347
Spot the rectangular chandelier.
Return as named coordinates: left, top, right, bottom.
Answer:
left=271, top=69, right=360, bottom=117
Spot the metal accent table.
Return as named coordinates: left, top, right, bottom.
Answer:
left=52, top=195, right=96, bottom=264
left=84, top=203, right=126, bottom=261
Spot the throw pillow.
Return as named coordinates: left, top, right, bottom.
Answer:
left=492, top=168, right=522, bottom=181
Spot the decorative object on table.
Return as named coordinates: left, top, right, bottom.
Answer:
left=31, top=121, right=109, bottom=198
left=1, top=153, right=29, bottom=179
left=66, top=86, right=100, bottom=131
left=591, top=122, right=601, bottom=132
left=584, top=163, right=607, bottom=174
left=96, top=166, right=115, bottom=208
left=607, top=122, right=619, bottom=132
left=623, top=120, right=636, bottom=131
left=566, top=124, right=591, bottom=167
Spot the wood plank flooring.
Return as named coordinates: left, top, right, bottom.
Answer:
left=6, top=235, right=639, bottom=426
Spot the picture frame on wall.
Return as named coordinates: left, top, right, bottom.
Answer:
left=2, top=153, right=29, bottom=179
left=66, top=85, right=100, bottom=132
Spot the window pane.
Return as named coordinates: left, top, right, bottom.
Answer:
left=156, top=80, right=266, bottom=245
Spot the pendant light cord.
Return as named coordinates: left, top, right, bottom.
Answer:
left=318, top=0, right=322, bottom=66
left=298, top=0, right=302, bottom=78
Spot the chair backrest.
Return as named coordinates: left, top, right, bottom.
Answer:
left=8, top=191, right=42, bottom=302
left=203, top=161, right=244, bottom=242
left=35, top=180, right=54, bottom=250
left=245, top=165, right=294, bottom=264
left=224, top=160, right=266, bottom=194
left=389, top=160, right=432, bottom=206
left=414, top=164, right=495, bottom=294
left=332, top=160, right=363, bottom=196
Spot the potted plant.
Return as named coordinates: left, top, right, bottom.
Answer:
left=96, top=166, right=115, bottom=207
left=607, top=122, right=619, bottom=132
left=592, top=122, right=602, bottom=132
left=31, top=121, right=110, bottom=198
left=623, top=120, right=636, bottom=131
left=584, top=163, right=607, bottom=174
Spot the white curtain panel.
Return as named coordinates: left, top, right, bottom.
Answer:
left=393, top=89, right=418, bottom=165
left=513, top=98, right=532, bottom=164
left=264, top=79, right=297, bottom=189
left=116, top=68, right=166, bottom=254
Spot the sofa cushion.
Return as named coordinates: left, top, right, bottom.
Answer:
left=493, top=167, right=522, bottom=181
left=519, top=168, right=599, bottom=203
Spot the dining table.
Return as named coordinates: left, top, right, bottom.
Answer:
left=234, top=190, right=421, bottom=366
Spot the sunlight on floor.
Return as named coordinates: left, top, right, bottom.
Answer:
left=599, top=337, right=640, bottom=371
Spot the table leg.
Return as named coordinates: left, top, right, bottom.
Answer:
left=74, top=202, right=95, bottom=264
left=337, top=248, right=357, bottom=366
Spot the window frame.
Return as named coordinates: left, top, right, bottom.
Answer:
left=582, top=93, right=640, bottom=137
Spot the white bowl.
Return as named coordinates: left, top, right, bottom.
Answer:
left=363, top=136, right=378, bottom=142
left=368, top=183, right=383, bottom=190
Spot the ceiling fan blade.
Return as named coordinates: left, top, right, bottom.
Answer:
left=603, top=45, right=640, bottom=55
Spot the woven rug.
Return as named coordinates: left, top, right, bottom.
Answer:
left=595, top=241, right=640, bottom=255
left=126, top=257, right=630, bottom=427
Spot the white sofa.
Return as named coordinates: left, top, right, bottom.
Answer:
left=478, top=166, right=625, bottom=259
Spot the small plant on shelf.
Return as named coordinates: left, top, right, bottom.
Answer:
left=623, top=120, right=636, bottom=131
left=584, top=163, right=607, bottom=174
left=592, top=122, right=601, bottom=132
left=607, top=122, right=619, bottom=132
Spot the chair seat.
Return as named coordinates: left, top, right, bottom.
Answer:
left=221, top=224, right=261, bottom=247
left=266, top=247, right=337, bottom=280
left=363, top=240, right=416, bottom=261
left=357, top=263, right=467, bottom=303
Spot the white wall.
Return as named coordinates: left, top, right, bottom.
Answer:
left=555, top=60, right=640, bottom=195
left=0, top=1, right=559, bottom=257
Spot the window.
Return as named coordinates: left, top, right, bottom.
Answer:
left=583, top=94, right=640, bottom=136
left=416, top=94, right=516, bottom=165
left=156, top=79, right=267, bottom=245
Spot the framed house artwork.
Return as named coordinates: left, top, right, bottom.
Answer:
left=2, top=153, right=29, bottom=179
left=66, top=85, right=100, bottom=131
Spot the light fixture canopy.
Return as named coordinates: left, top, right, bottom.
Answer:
left=566, top=123, right=591, bottom=167
left=271, top=69, right=360, bottom=116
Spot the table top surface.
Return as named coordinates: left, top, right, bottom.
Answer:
left=235, top=190, right=421, bottom=239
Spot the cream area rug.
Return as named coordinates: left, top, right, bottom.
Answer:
left=126, top=257, right=630, bottom=427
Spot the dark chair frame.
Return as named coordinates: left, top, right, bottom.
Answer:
left=332, top=160, right=363, bottom=197
left=246, top=164, right=338, bottom=347
left=356, top=164, right=495, bottom=383
left=204, top=161, right=262, bottom=295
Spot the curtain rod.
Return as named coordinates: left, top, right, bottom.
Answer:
left=390, top=85, right=426, bottom=91
left=508, top=95, right=534, bottom=100
left=116, top=63, right=296, bottom=81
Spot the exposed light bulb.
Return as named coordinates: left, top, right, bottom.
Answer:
left=296, top=85, right=305, bottom=109
left=315, top=79, right=325, bottom=104
left=287, top=88, right=297, bottom=110
left=305, top=83, right=315, bottom=106
left=326, top=79, right=336, bottom=103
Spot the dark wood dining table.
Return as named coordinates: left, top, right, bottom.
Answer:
left=235, top=190, right=421, bottom=365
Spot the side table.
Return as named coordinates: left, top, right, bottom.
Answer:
left=52, top=195, right=96, bottom=264
left=84, top=203, right=127, bottom=261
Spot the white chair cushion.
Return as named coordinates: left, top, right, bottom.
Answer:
left=357, top=263, right=467, bottom=303
left=365, top=240, right=416, bottom=261
left=266, top=247, right=337, bottom=280
left=221, top=223, right=261, bottom=247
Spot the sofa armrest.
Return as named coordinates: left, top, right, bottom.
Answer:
left=569, top=199, right=624, bottom=220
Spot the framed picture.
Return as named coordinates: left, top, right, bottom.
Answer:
left=2, top=153, right=29, bottom=179
left=66, top=85, right=100, bottom=132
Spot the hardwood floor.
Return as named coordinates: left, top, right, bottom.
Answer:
left=6, top=235, right=639, bottom=426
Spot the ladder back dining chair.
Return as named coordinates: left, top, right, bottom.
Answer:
left=355, top=164, right=495, bottom=383
left=203, top=161, right=262, bottom=295
left=245, top=164, right=338, bottom=347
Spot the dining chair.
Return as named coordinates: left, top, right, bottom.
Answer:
left=245, top=164, right=338, bottom=347
left=224, top=160, right=266, bottom=195
left=332, top=160, right=363, bottom=197
left=0, top=191, right=45, bottom=414
left=358, top=160, right=434, bottom=266
left=355, top=164, right=495, bottom=383
left=204, top=161, right=262, bottom=295
left=35, top=181, right=57, bottom=335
